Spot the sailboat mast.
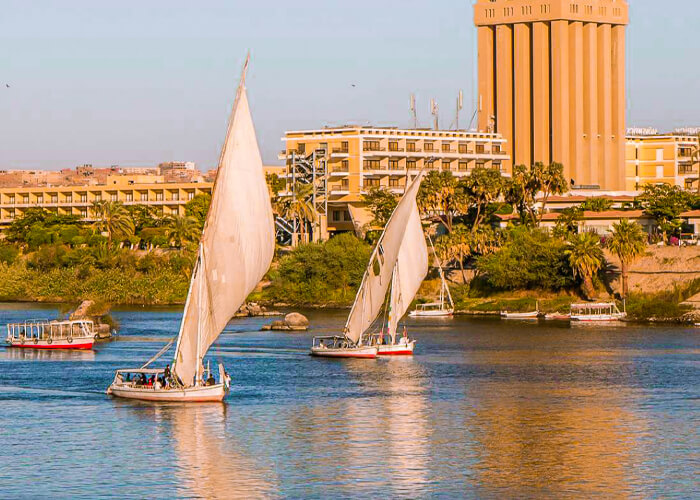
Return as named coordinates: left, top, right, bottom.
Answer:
left=195, top=245, right=204, bottom=385
left=387, top=264, right=399, bottom=344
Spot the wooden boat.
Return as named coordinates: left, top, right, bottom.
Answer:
left=501, top=302, right=540, bottom=319
left=6, top=319, right=96, bottom=350
left=410, top=235, right=453, bottom=318
left=107, top=57, right=275, bottom=402
left=570, top=302, right=626, bottom=322
left=311, top=171, right=427, bottom=359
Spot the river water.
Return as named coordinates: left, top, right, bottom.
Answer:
left=0, top=303, right=697, bottom=498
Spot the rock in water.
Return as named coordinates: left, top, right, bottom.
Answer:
left=284, top=312, right=309, bottom=328
left=70, top=300, right=95, bottom=320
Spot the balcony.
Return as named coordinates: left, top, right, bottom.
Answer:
left=332, top=147, right=349, bottom=154
left=679, top=167, right=698, bottom=175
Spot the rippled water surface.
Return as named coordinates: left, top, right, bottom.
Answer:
left=0, top=303, right=698, bottom=498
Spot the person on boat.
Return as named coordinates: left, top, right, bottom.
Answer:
left=164, top=364, right=171, bottom=380
left=319, top=339, right=325, bottom=349
left=154, top=378, right=161, bottom=390
left=206, top=373, right=216, bottom=386
left=125, top=373, right=131, bottom=384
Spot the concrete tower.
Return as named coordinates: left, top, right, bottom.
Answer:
left=474, top=0, right=629, bottom=189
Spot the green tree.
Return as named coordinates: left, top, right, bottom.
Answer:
left=128, top=205, right=161, bottom=233
left=279, top=182, right=315, bottom=243
left=184, top=193, right=212, bottom=229
left=638, top=184, right=693, bottom=242
left=418, top=171, right=466, bottom=232
left=164, top=215, right=201, bottom=249
left=565, top=231, right=605, bottom=299
left=504, top=164, right=541, bottom=225
left=552, top=206, right=583, bottom=239
left=580, top=197, right=614, bottom=212
left=535, top=162, right=569, bottom=223
left=265, top=173, right=286, bottom=197
left=361, top=187, right=399, bottom=227
left=461, top=166, right=503, bottom=232
left=607, top=219, right=647, bottom=297
left=91, top=201, right=134, bottom=245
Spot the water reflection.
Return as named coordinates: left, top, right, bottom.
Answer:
left=464, top=347, right=649, bottom=496
left=1, top=347, right=96, bottom=362
left=166, top=403, right=276, bottom=499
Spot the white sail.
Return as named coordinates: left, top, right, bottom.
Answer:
left=344, top=172, right=425, bottom=344
left=386, top=202, right=428, bottom=342
left=172, top=61, right=275, bottom=386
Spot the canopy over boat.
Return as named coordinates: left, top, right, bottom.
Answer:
left=172, top=59, right=275, bottom=387
left=343, top=171, right=425, bottom=345
left=387, top=202, right=428, bottom=342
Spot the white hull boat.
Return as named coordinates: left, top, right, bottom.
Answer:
left=312, top=170, right=428, bottom=360
left=409, top=306, right=453, bottom=318
left=410, top=236, right=454, bottom=319
left=570, top=302, right=626, bottom=322
left=6, top=320, right=96, bottom=350
left=501, top=311, right=539, bottom=319
left=376, top=339, right=416, bottom=356
left=108, top=57, right=275, bottom=404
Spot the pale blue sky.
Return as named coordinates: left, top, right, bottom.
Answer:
left=1, top=0, right=698, bottom=170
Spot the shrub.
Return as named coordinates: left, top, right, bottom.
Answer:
left=0, top=245, right=19, bottom=265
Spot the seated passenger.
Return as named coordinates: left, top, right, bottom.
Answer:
left=206, top=373, right=216, bottom=386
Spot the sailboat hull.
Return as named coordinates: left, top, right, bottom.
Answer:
left=376, top=340, right=416, bottom=355
left=107, top=383, right=227, bottom=403
left=409, top=309, right=454, bottom=318
left=310, top=346, right=378, bottom=359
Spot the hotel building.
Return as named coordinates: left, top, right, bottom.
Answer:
left=278, top=126, right=509, bottom=238
left=0, top=176, right=213, bottom=229
left=474, top=0, right=629, bottom=190
left=625, top=130, right=700, bottom=190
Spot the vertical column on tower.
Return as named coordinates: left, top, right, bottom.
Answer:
left=597, top=23, right=612, bottom=189
left=611, top=24, right=626, bottom=190
left=569, top=21, right=584, bottom=186
left=583, top=22, right=599, bottom=186
left=532, top=21, right=550, bottom=166
left=477, top=26, right=496, bottom=134
left=550, top=20, right=570, bottom=182
left=514, top=23, right=532, bottom=167
left=496, top=24, right=513, bottom=167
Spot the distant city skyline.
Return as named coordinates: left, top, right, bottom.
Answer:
left=1, top=0, right=698, bottom=170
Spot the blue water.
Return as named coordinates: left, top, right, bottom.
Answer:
left=0, top=303, right=698, bottom=498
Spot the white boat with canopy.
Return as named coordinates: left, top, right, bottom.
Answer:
left=570, top=302, right=626, bottom=322
left=6, top=319, right=96, bottom=350
left=107, top=57, right=275, bottom=402
left=409, top=235, right=454, bottom=318
left=311, top=171, right=427, bottom=359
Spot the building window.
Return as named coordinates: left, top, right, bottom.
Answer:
left=341, top=160, right=349, bottom=171
left=442, top=160, right=451, bottom=170
left=442, top=143, right=452, bottom=153
left=365, top=178, right=380, bottom=188
left=493, top=161, right=502, bottom=171
left=125, top=193, right=133, bottom=202
left=80, top=209, right=88, bottom=218
left=363, top=140, right=381, bottom=151
left=389, top=141, right=399, bottom=152
left=94, top=193, right=102, bottom=202
left=110, top=193, right=117, bottom=202
left=156, top=192, right=164, bottom=201
left=407, top=160, right=417, bottom=170
left=459, top=161, right=469, bottom=171
left=476, top=161, right=485, bottom=169
left=363, top=159, right=381, bottom=170
left=171, top=192, right=179, bottom=201
left=8, top=196, right=15, bottom=204
left=141, top=192, right=148, bottom=201
left=458, top=143, right=468, bottom=154
left=79, top=194, right=87, bottom=202
left=297, top=143, right=305, bottom=154
left=493, top=144, right=501, bottom=154
left=51, top=195, right=58, bottom=204
left=341, top=179, right=349, bottom=189
left=476, top=144, right=485, bottom=154
left=8, top=209, right=15, bottom=219
left=64, top=194, right=72, bottom=203
left=389, top=178, right=400, bottom=188
left=424, top=142, right=434, bottom=152
left=341, top=141, right=349, bottom=152
left=406, top=142, right=417, bottom=152
left=656, top=166, right=664, bottom=178
left=36, top=195, right=43, bottom=204
left=389, top=159, right=399, bottom=170
left=22, top=195, right=29, bottom=204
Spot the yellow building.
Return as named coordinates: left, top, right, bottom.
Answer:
left=625, top=130, right=700, bottom=190
left=474, top=0, right=629, bottom=190
left=0, top=177, right=213, bottom=228
left=279, top=126, right=509, bottom=239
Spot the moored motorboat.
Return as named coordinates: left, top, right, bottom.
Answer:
left=107, top=57, right=275, bottom=403
left=311, top=170, right=427, bottom=359
left=501, top=301, right=540, bottom=319
left=545, top=313, right=571, bottom=321
left=570, top=302, right=626, bottom=322
left=6, top=320, right=96, bottom=350
left=409, top=235, right=453, bottom=318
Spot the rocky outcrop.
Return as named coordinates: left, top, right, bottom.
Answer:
left=234, top=302, right=281, bottom=318
left=70, top=300, right=117, bottom=340
left=262, top=312, right=309, bottom=331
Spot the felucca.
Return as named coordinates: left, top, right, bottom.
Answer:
left=107, top=58, right=275, bottom=402
left=409, top=235, right=454, bottom=318
left=310, top=171, right=426, bottom=359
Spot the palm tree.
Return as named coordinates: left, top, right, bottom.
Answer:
left=566, top=231, right=605, bottom=299
left=91, top=200, right=134, bottom=245
left=447, top=225, right=472, bottom=282
left=418, top=171, right=460, bottom=232
left=607, top=219, right=647, bottom=297
left=537, top=162, right=569, bottom=223
left=284, top=182, right=315, bottom=244
left=165, top=215, right=201, bottom=249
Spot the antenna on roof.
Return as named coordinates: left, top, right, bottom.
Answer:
left=456, top=90, right=463, bottom=130
left=431, top=99, right=439, bottom=130
left=409, top=94, right=417, bottom=129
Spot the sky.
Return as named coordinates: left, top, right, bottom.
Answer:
left=1, top=0, right=698, bottom=170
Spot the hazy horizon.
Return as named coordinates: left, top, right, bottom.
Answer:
left=1, top=0, right=698, bottom=171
